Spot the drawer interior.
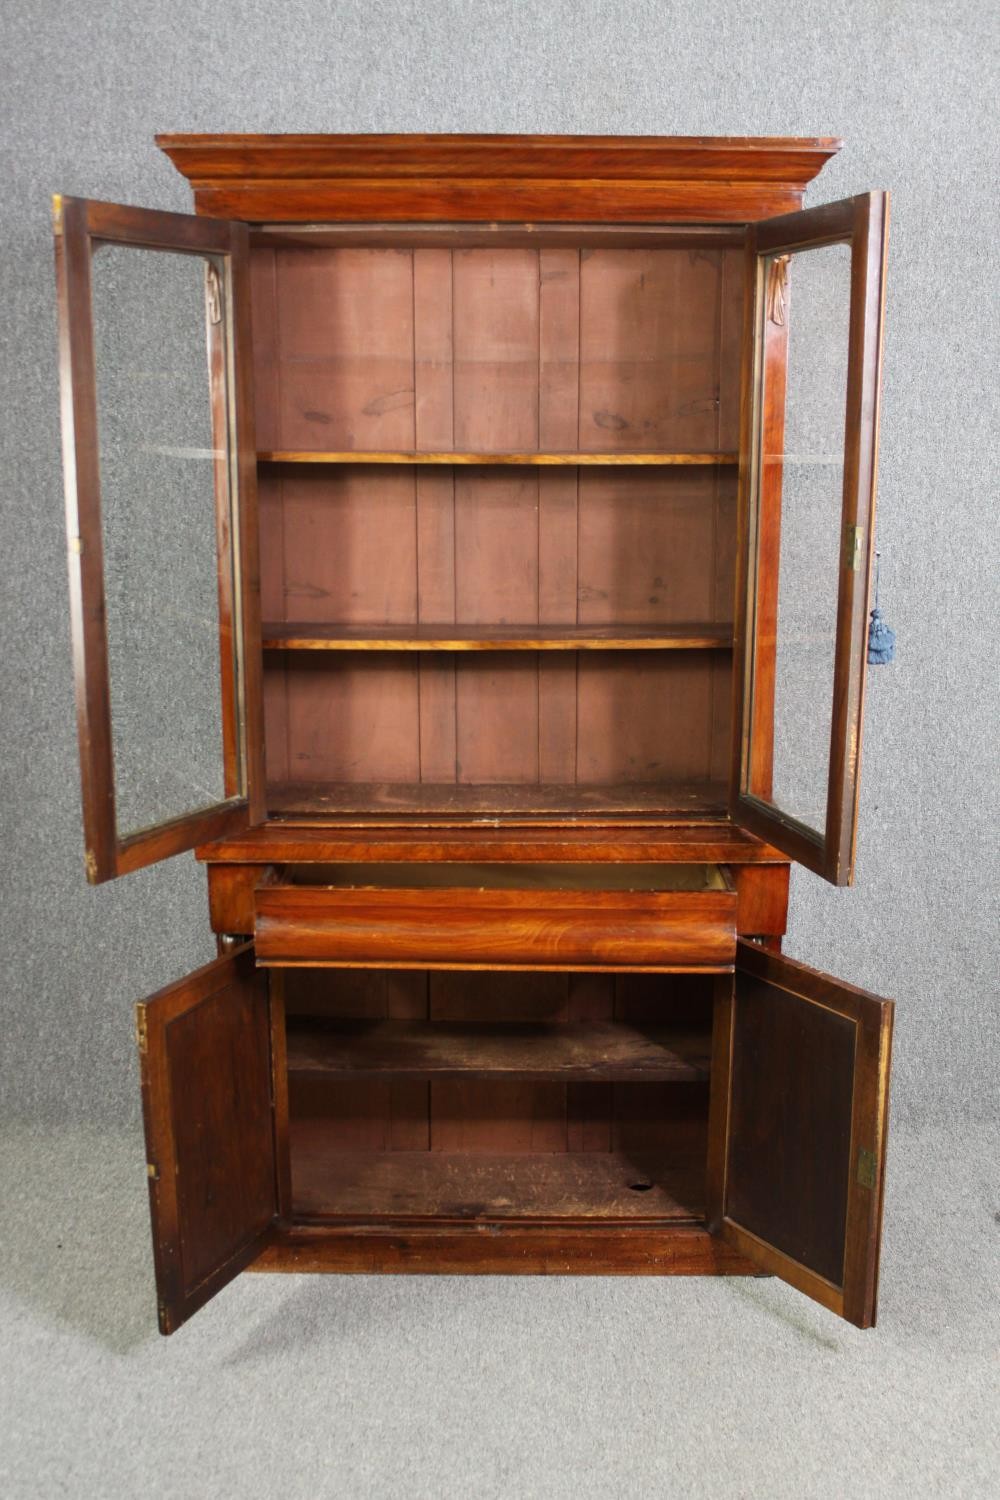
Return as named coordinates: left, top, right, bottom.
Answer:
left=282, top=861, right=730, bottom=891
left=280, top=966, right=718, bottom=1225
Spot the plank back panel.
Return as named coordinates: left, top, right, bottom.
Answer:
left=453, top=249, right=539, bottom=451
left=286, top=969, right=429, bottom=1156
left=280, top=466, right=418, bottom=623
left=273, top=247, right=416, bottom=451
left=576, top=467, right=735, bottom=624
left=280, top=654, right=420, bottom=784
left=578, top=248, right=722, bottom=451
left=252, top=240, right=743, bottom=811
left=430, top=970, right=573, bottom=1157
left=575, top=653, right=725, bottom=784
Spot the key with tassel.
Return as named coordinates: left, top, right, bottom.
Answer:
left=867, top=550, right=896, bottom=665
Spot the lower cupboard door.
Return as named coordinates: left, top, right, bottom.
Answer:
left=707, top=939, right=894, bottom=1328
left=136, top=944, right=281, bottom=1334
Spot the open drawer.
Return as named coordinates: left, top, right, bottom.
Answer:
left=253, top=863, right=736, bottom=971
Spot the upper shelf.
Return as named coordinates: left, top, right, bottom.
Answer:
left=259, top=450, right=739, bottom=467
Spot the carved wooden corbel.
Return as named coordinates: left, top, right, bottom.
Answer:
left=767, top=254, right=791, bottom=326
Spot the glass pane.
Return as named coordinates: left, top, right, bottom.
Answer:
left=746, top=241, right=852, bottom=836
left=91, top=244, right=239, bottom=838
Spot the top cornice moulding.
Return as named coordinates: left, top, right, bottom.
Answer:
left=156, top=134, right=843, bottom=181
left=155, top=133, right=844, bottom=223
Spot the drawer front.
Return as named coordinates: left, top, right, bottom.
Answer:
left=254, top=884, right=736, bottom=969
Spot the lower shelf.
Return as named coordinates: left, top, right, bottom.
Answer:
left=268, top=780, right=729, bottom=820
left=291, top=1144, right=706, bottom=1224
left=285, top=1019, right=711, bottom=1082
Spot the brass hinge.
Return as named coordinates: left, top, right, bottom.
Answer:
left=205, top=263, right=222, bottom=325
left=857, top=1147, right=877, bottom=1189
left=135, top=1006, right=149, bottom=1055
left=83, top=849, right=98, bottom=882
left=146, top=1162, right=159, bottom=1182
left=844, top=524, right=864, bottom=572
left=51, top=194, right=63, bottom=234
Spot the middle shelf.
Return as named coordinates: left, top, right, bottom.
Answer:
left=285, top=1019, right=711, bottom=1082
left=262, top=622, right=734, bottom=652
left=258, top=450, right=739, bottom=466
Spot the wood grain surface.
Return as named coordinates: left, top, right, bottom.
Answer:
left=255, top=880, right=737, bottom=969
left=157, top=133, right=841, bottom=223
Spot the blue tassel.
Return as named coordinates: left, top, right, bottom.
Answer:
left=867, top=551, right=895, bottom=665
left=867, top=606, right=896, bottom=664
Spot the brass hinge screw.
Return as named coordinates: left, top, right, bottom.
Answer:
left=857, top=1147, right=877, bottom=1189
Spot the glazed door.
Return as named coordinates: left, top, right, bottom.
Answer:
left=707, top=939, right=893, bottom=1328
left=54, top=197, right=264, bottom=883
left=136, top=945, right=281, bottom=1334
left=731, top=193, right=889, bottom=884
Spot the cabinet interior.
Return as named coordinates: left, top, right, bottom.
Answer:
left=282, top=966, right=716, bottom=1224
left=251, top=236, right=744, bottom=820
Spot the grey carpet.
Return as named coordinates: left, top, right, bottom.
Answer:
left=1, top=1121, right=997, bottom=1499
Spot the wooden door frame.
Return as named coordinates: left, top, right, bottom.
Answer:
left=707, top=939, right=893, bottom=1326
left=137, top=944, right=281, bottom=1333
left=731, top=192, right=890, bottom=884
left=53, top=195, right=264, bottom=882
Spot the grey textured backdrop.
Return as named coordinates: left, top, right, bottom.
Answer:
left=1, top=0, right=997, bottom=1133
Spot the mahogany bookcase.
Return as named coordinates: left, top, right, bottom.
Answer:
left=54, top=135, right=893, bottom=1333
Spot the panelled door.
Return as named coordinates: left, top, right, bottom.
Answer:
left=54, top=197, right=264, bottom=882
left=708, top=939, right=893, bottom=1328
left=136, top=945, right=283, bottom=1334
left=731, top=192, right=890, bottom=884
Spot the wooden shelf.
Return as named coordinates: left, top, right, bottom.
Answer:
left=290, top=1142, right=706, bottom=1223
left=268, top=780, right=729, bottom=820
left=262, top=622, right=734, bottom=652
left=259, top=450, right=738, bottom=467
left=196, top=819, right=783, bottom=864
left=286, top=1019, right=710, bottom=1082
